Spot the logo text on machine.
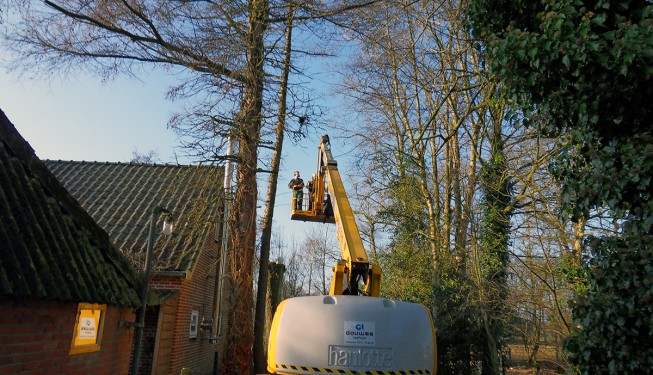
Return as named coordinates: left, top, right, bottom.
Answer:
left=328, top=345, right=393, bottom=368
left=344, top=321, right=375, bottom=345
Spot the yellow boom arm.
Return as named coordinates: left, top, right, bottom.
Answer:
left=290, top=135, right=380, bottom=296
left=271, top=135, right=436, bottom=375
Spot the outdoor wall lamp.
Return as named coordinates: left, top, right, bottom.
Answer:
left=131, top=206, right=173, bottom=375
left=161, top=211, right=173, bottom=236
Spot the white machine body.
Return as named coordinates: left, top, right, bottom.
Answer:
left=268, top=295, right=437, bottom=375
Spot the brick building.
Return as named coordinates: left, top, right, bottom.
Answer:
left=45, top=157, right=229, bottom=374
left=0, top=110, right=143, bottom=374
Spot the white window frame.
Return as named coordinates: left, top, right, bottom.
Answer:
left=189, top=310, right=199, bottom=339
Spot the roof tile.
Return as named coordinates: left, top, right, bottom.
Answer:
left=44, top=160, right=224, bottom=273
left=0, top=109, right=141, bottom=307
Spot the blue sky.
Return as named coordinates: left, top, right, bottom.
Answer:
left=1, top=64, right=343, bottom=253
left=1, top=69, right=184, bottom=163
left=0, top=2, right=365, bottom=286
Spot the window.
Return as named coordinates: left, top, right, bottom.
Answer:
left=189, top=310, right=199, bottom=339
left=70, top=303, right=106, bottom=355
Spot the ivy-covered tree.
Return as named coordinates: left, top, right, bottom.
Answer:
left=478, top=121, right=513, bottom=375
left=467, top=1, right=653, bottom=372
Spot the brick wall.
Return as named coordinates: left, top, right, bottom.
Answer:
left=147, top=224, right=228, bottom=375
left=174, top=225, right=225, bottom=375
left=0, top=298, right=135, bottom=375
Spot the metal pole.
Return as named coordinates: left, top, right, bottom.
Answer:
left=214, top=137, right=235, bottom=338
left=131, top=207, right=163, bottom=375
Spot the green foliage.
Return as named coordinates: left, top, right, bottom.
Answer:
left=480, top=151, right=513, bottom=283
left=552, top=131, right=653, bottom=231
left=378, top=243, right=433, bottom=304
left=565, top=235, right=653, bottom=374
left=434, top=276, right=487, bottom=375
left=467, top=0, right=653, bottom=372
left=377, top=172, right=433, bottom=304
left=468, top=0, right=653, bottom=139
left=379, top=172, right=490, bottom=373
left=558, top=251, right=589, bottom=294
left=477, top=139, right=514, bottom=373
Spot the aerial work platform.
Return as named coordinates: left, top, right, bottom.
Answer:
left=290, top=204, right=335, bottom=223
left=270, top=134, right=437, bottom=375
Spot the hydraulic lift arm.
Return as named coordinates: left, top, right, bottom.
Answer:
left=268, top=134, right=437, bottom=375
left=290, top=135, right=380, bottom=296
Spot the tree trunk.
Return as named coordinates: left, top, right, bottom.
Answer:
left=268, top=262, right=286, bottom=320
left=483, top=319, right=501, bottom=375
left=257, top=261, right=286, bottom=371
left=221, top=0, right=269, bottom=373
left=253, top=5, right=293, bottom=373
left=479, top=99, right=511, bottom=375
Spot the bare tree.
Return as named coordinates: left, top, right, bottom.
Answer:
left=278, top=246, right=308, bottom=299
left=253, top=3, right=295, bottom=370
left=3, top=2, right=266, bottom=372
left=333, top=0, right=578, bottom=373
left=3, top=1, right=382, bottom=373
left=302, top=226, right=340, bottom=295
left=130, top=148, right=160, bottom=164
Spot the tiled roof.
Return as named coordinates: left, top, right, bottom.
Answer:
left=43, top=160, right=223, bottom=273
left=0, top=109, right=141, bottom=307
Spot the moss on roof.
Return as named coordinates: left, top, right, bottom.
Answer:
left=0, top=109, right=141, bottom=307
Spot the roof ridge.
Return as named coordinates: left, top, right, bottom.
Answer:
left=42, top=159, right=202, bottom=168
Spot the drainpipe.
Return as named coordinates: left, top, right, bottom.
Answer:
left=213, top=137, right=235, bottom=338
left=131, top=207, right=172, bottom=375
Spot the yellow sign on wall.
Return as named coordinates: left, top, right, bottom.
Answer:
left=70, top=303, right=106, bottom=355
